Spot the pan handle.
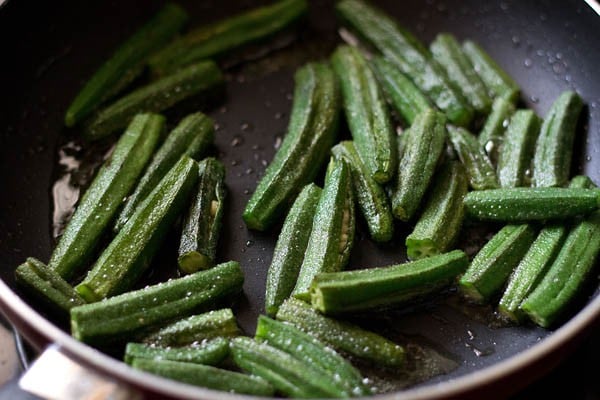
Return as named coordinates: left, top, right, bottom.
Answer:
left=18, top=345, right=142, bottom=400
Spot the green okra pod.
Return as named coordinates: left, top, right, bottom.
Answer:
left=148, top=0, right=308, bottom=76
left=115, top=112, right=214, bottom=232
left=143, top=308, right=240, bottom=347
left=497, top=110, right=541, bottom=188
left=336, top=0, right=473, bottom=126
left=83, top=61, right=223, bottom=141
left=430, top=33, right=491, bottom=115
left=243, top=62, right=341, bottom=231
left=265, top=183, right=322, bottom=317
left=332, top=141, right=393, bottom=243
left=463, top=187, right=600, bottom=222
left=131, top=358, right=275, bottom=396
left=478, top=97, right=515, bottom=164
left=331, top=45, right=397, bottom=184
left=178, top=158, right=227, bottom=273
left=230, top=336, right=348, bottom=398
left=372, top=56, right=431, bottom=125
left=65, top=4, right=188, bottom=126
left=462, top=40, right=520, bottom=102
left=406, top=162, right=468, bottom=260
left=311, top=250, right=469, bottom=313
left=71, top=261, right=243, bottom=344
left=276, top=298, right=405, bottom=368
left=15, top=258, right=85, bottom=316
left=448, top=125, right=498, bottom=190
left=460, top=224, right=536, bottom=303
left=49, top=113, right=163, bottom=280
left=292, top=157, right=355, bottom=300
left=391, top=108, right=447, bottom=221
left=532, top=91, right=584, bottom=188
left=124, top=337, right=230, bottom=366
left=76, top=156, right=199, bottom=301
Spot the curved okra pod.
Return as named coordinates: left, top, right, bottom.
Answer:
left=292, top=157, right=355, bottom=300
left=265, top=184, right=322, bottom=317
left=331, top=45, right=397, bottom=183
left=448, top=125, right=498, bottom=190
left=243, top=62, right=341, bottom=231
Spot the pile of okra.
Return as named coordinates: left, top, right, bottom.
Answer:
left=15, top=0, right=599, bottom=397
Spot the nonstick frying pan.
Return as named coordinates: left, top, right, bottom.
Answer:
left=0, top=0, right=599, bottom=398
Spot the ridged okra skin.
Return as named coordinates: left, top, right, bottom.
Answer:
left=243, top=62, right=341, bottom=231
left=331, top=141, right=393, bottom=243
left=292, top=157, right=355, bottom=300
left=430, top=33, right=491, bottom=115
left=178, top=158, right=227, bottom=273
left=75, top=156, right=199, bottom=301
left=49, top=113, right=163, bottom=280
left=460, top=224, right=536, bottom=303
left=331, top=45, right=397, bottom=184
left=448, top=125, right=498, bottom=190
left=71, top=261, right=243, bottom=345
left=478, top=97, right=515, bottom=164
left=532, top=91, right=584, bottom=188
left=497, top=110, right=541, bottom=188
left=276, top=298, right=405, bottom=368
left=148, top=0, right=308, bottom=76
left=83, top=61, right=224, bottom=141
left=406, top=162, right=468, bottom=260
left=124, top=337, right=230, bottom=366
left=115, top=112, right=214, bottom=232
left=131, top=358, right=275, bottom=396
left=337, top=0, right=473, bottom=126
left=265, top=183, right=322, bottom=317
left=372, top=56, right=431, bottom=125
left=391, top=108, right=447, bottom=221
left=65, top=4, right=188, bottom=126
left=311, top=250, right=469, bottom=313
left=462, top=40, right=520, bottom=102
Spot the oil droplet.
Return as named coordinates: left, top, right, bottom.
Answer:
left=530, top=95, right=539, bottom=104
left=246, top=240, right=254, bottom=247
left=273, top=136, right=283, bottom=149
left=230, top=136, right=244, bottom=147
left=523, top=58, right=532, bottom=68
left=240, top=122, right=253, bottom=132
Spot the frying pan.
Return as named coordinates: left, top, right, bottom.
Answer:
left=0, top=0, right=599, bottom=398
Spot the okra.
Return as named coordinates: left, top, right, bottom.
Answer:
left=371, top=56, right=431, bottom=125
left=148, top=0, right=308, bottom=76
left=430, top=33, right=491, bottom=114
left=76, top=156, right=199, bottom=301
left=276, top=298, right=405, bottom=368
left=65, top=4, right=188, bottom=126
left=463, top=187, right=600, bottom=222
left=497, top=110, right=541, bottom=188
left=124, top=338, right=229, bottom=366
left=331, top=45, right=397, bottom=184
left=292, top=157, right=355, bottom=300
left=131, top=358, right=275, bottom=396
left=115, top=112, right=214, bottom=232
left=459, top=225, right=536, bottom=303
left=265, top=184, right=322, bottom=317
left=406, top=162, right=468, bottom=260
left=336, top=0, right=473, bottom=126
left=311, top=250, right=469, bottom=313
left=332, top=141, right=393, bottom=242
left=448, top=125, right=498, bottom=190
left=143, top=308, right=241, bottom=347
left=520, top=210, right=600, bottom=327
left=462, top=40, right=520, bottom=102
left=178, top=158, right=226, bottom=273
left=83, top=61, right=224, bottom=141
left=15, top=258, right=85, bottom=316
left=243, top=62, right=341, bottom=231
left=255, top=316, right=368, bottom=397
left=49, top=114, right=163, bottom=280
left=478, top=97, right=515, bottom=164
left=230, top=337, right=347, bottom=398
left=532, top=91, right=584, bottom=188
left=71, top=261, right=243, bottom=344
left=391, top=108, right=447, bottom=221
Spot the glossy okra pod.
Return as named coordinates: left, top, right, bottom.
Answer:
left=448, top=125, right=498, bottom=190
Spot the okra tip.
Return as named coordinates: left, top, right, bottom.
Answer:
left=178, top=251, right=213, bottom=274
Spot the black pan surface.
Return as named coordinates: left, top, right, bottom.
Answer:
left=0, top=0, right=599, bottom=398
